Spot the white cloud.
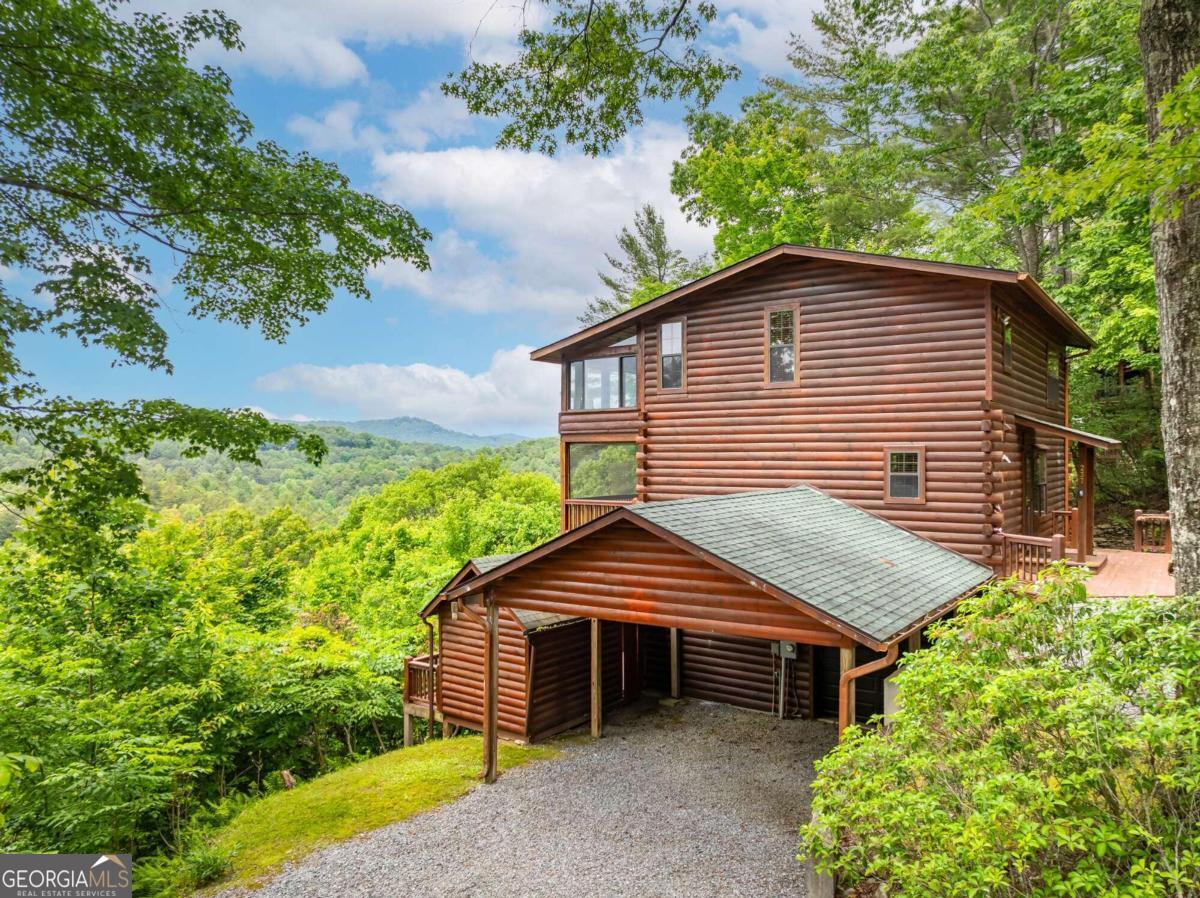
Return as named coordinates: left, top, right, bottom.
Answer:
left=716, top=1, right=823, bottom=78
left=254, top=345, right=560, bottom=434
left=142, top=0, right=534, bottom=87
left=370, top=123, right=713, bottom=321
left=242, top=405, right=314, bottom=423
left=288, top=89, right=474, bottom=154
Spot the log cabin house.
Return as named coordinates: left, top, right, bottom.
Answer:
left=407, top=244, right=1130, bottom=782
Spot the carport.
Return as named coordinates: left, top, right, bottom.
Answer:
left=444, top=486, right=992, bottom=782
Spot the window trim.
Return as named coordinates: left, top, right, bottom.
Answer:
left=763, top=304, right=800, bottom=387
left=658, top=318, right=687, bottom=393
left=883, top=444, right=926, bottom=505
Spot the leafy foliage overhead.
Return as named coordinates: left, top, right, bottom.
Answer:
left=0, top=0, right=430, bottom=555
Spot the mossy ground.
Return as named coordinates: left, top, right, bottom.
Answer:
left=203, top=736, right=557, bottom=891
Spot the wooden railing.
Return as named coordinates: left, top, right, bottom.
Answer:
left=1133, top=510, right=1172, bottom=554
left=403, top=653, right=437, bottom=705
left=562, top=499, right=630, bottom=531
left=1001, top=532, right=1066, bottom=581
left=1051, top=508, right=1079, bottom=549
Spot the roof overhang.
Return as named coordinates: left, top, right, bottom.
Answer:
left=443, top=505, right=982, bottom=650
left=419, top=560, right=482, bottom=620
left=531, top=245, right=1093, bottom=363
left=1014, top=414, right=1121, bottom=450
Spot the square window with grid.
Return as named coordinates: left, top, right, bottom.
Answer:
left=887, top=450, right=922, bottom=501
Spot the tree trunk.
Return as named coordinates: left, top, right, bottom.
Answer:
left=1140, top=0, right=1200, bottom=594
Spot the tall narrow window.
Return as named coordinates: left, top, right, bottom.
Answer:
left=1001, top=315, right=1014, bottom=371
left=1046, top=348, right=1063, bottom=404
left=767, top=308, right=797, bottom=383
left=884, top=446, right=925, bottom=504
left=660, top=320, right=684, bottom=390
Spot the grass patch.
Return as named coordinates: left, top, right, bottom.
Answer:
left=205, top=737, right=556, bottom=891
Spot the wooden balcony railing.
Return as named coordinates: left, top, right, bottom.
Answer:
left=403, top=653, right=437, bottom=705
left=1051, top=508, right=1079, bottom=549
left=1133, top=510, right=1172, bottom=554
left=562, top=499, right=631, bottom=531
left=1001, top=532, right=1066, bottom=581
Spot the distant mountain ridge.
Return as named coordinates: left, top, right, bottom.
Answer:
left=305, top=416, right=530, bottom=449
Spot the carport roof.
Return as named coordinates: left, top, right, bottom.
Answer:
left=626, top=487, right=992, bottom=644
left=448, top=486, right=992, bottom=646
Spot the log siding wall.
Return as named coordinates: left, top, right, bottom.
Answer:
left=989, top=284, right=1071, bottom=538
left=438, top=604, right=528, bottom=738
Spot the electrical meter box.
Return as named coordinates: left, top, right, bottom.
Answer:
left=772, top=640, right=798, bottom=659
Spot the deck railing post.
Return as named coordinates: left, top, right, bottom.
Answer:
left=1133, top=508, right=1144, bottom=552
left=1051, top=533, right=1065, bottom=562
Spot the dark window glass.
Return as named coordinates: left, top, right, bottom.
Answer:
left=568, top=443, right=636, bottom=500
left=1033, top=449, right=1048, bottom=513
left=888, top=451, right=921, bottom=499
left=567, top=356, right=636, bottom=410
left=768, top=309, right=796, bottom=383
left=620, top=355, right=637, bottom=407
left=660, top=321, right=683, bottom=389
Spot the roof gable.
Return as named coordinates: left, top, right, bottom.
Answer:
left=531, top=245, right=1092, bottom=362
left=444, top=487, right=993, bottom=647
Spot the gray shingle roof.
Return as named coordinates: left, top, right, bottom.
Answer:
left=472, top=553, right=521, bottom=573
left=628, top=486, right=992, bottom=643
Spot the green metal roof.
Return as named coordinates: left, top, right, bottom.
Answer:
left=628, top=486, right=992, bottom=644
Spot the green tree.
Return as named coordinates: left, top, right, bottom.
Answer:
left=580, top=204, right=708, bottom=324
left=0, top=0, right=430, bottom=554
left=672, top=92, right=930, bottom=264
left=800, top=569, right=1200, bottom=895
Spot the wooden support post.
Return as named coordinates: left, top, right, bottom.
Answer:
left=426, top=621, right=436, bottom=742
left=839, top=646, right=856, bottom=731
left=1051, top=533, right=1065, bottom=561
left=590, top=618, right=602, bottom=739
left=1080, top=445, right=1096, bottom=560
left=1133, top=508, right=1144, bottom=553
left=669, top=627, right=681, bottom=699
left=403, top=710, right=413, bottom=748
left=906, top=631, right=921, bottom=654
left=482, top=593, right=499, bottom=784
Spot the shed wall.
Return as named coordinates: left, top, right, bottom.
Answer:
left=437, top=604, right=528, bottom=738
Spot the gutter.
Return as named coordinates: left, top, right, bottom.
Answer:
left=838, top=642, right=900, bottom=734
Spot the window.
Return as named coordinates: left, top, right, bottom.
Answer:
left=660, top=320, right=684, bottom=390
left=567, top=355, right=637, bottom=410
left=766, top=307, right=798, bottom=384
left=1001, top=314, right=1014, bottom=371
left=1046, top=348, right=1063, bottom=404
left=1032, top=448, right=1048, bottom=514
left=884, top=446, right=925, bottom=504
left=568, top=442, right=637, bottom=500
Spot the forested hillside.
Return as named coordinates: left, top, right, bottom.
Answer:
left=0, top=455, right=559, bottom=894
left=0, top=429, right=557, bottom=535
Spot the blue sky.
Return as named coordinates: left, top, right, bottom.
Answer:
left=27, top=0, right=819, bottom=437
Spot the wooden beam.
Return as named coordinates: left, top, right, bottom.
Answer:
left=669, top=627, right=681, bottom=699
left=1080, top=444, right=1096, bottom=559
left=590, top=618, right=602, bottom=739
left=839, top=646, right=856, bottom=731
left=482, top=592, right=499, bottom=784
left=906, top=631, right=921, bottom=654
left=403, top=710, right=413, bottom=748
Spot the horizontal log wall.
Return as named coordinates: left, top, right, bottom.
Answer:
left=990, top=285, right=1070, bottom=541
left=525, top=619, right=622, bottom=742
left=493, top=520, right=846, bottom=645
left=632, top=257, right=992, bottom=562
left=681, top=631, right=812, bottom=717
left=438, top=605, right=529, bottom=738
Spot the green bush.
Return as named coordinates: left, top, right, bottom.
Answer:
left=800, top=568, right=1200, bottom=897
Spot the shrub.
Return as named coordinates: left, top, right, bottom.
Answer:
left=800, top=567, right=1200, bottom=897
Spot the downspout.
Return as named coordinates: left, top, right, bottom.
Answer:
left=838, top=643, right=900, bottom=735
left=425, top=618, right=436, bottom=741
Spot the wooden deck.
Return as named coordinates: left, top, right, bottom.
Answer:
left=1084, top=549, right=1175, bottom=598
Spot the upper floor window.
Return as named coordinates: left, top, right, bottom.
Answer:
left=1046, top=348, right=1064, bottom=404
left=660, top=320, right=684, bottom=390
left=884, top=445, right=925, bottom=504
left=766, top=307, right=798, bottom=384
left=568, top=355, right=637, bottom=410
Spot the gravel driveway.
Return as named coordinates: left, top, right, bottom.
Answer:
left=222, top=699, right=837, bottom=897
